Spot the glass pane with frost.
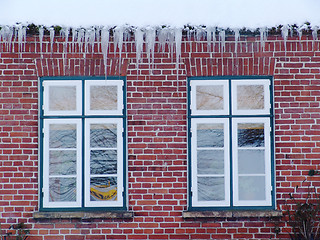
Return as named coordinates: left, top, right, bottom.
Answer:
left=238, top=149, right=265, bottom=174
left=197, top=123, right=224, bottom=148
left=237, top=85, right=264, bottom=110
left=90, top=85, right=117, bottom=111
left=198, top=177, right=224, bottom=201
left=90, top=124, right=117, bottom=148
left=238, top=123, right=264, bottom=147
left=49, top=86, right=77, bottom=111
left=49, top=124, right=77, bottom=148
left=90, top=150, right=117, bottom=174
left=197, top=150, right=224, bottom=175
left=49, top=177, right=76, bottom=202
left=90, top=177, right=117, bottom=201
left=196, top=85, right=224, bottom=110
left=49, top=150, right=77, bottom=175
left=238, top=176, right=265, bottom=201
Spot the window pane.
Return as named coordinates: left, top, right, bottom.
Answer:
left=90, top=177, right=117, bottom=201
left=238, top=149, right=265, bottom=174
left=238, top=123, right=264, bottom=147
left=90, top=150, right=117, bottom=174
left=49, top=177, right=77, bottom=202
left=49, top=124, right=77, bottom=148
left=90, top=124, right=117, bottom=148
left=197, top=123, right=224, bottom=148
left=49, top=86, right=77, bottom=111
left=49, top=150, right=77, bottom=175
left=198, top=177, right=225, bottom=201
left=238, top=176, right=265, bottom=201
left=197, top=150, right=224, bottom=174
left=237, top=85, right=264, bottom=110
left=90, top=85, right=117, bottom=111
left=196, top=85, right=224, bottom=110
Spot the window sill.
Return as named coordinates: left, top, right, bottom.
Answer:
left=33, top=211, right=134, bottom=219
left=182, top=210, right=282, bottom=218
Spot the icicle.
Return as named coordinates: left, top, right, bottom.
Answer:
left=39, top=26, right=44, bottom=54
left=145, top=27, right=156, bottom=69
left=259, top=27, right=267, bottom=51
left=0, top=26, right=14, bottom=51
left=114, top=26, right=125, bottom=75
left=281, top=25, right=289, bottom=52
left=207, top=26, right=216, bottom=49
left=186, top=27, right=192, bottom=41
left=71, top=28, right=77, bottom=52
left=219, top=29, right=225, bottom=52
left=85, top=28, right=90, bottom=53
left=101, top=27, right=110, bottom=78
left=48, top=27, right=55, bottom=52
left=195, top=26, right=206, bottom=41
left=60, top=27, right=69, bottom=54
left=135, top=27, right=144, bottom=67
left=113, top=26, right=124, bottom=54
left=297, top=25, right=306, bottom=50
left=84, top=28, right=95, bottom=53
left=77, top=29, right=85, bottom=52
left=158, top=27, right=168, bottom=52
left=312, top=26, right=318, bottom=50
left=167, top=29, right=175, bottom=60
left=95, top=26, right=102, bottom=52
left=175, top=28, right=182, bottom=77
left=234, top=28, right=240, bottom=53
left=17, top=24, right=26, bottom=52
left=123, top=27, right=131, bottom=52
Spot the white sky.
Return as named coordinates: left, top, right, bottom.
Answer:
left=1, top=0, right=320, bottom=28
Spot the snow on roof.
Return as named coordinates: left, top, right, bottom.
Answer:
left=1, top=0, right=320, bottom=29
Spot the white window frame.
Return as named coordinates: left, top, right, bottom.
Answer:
left=42, top=118, right=82, bottom=208
left=85, top=80, right=123, bottom=116
left=232, top=117, right=272, bottom=207
left=84, top=118, right=124, bottom=207
left=43, top=80, right=82, bottom=116
left=189, top=78, right=273, bottom=209
left=41, top=78, right=125, bottom=210
left=191, top=118, right=230, bottom=207
left=190, top=80, right=229, bottom=115
left=231, top=79, right=270, bottom=115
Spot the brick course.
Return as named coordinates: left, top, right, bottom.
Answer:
left=0, top=33, right=320, bottom=239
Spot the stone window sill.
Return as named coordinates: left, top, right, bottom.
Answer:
left=33, top=211, right=133, bottom=220
left=182, top=210, right=282, bottom=218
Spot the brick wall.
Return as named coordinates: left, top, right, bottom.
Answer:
left=0, top=33, right=320, bottom=239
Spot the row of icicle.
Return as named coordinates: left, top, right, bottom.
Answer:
left=0, top=24, right=319, bottom=75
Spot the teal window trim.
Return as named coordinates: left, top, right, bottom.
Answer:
left=39, top=76, right=127, bottom=212
left=187, top=76, right=275, bottom=211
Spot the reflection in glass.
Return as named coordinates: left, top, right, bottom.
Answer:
left=90, top=177, right=117, bottom=201
left=197, top=150, right=224, bottom=175
left=90, top=85, right=117, bottom=111
left=238, top=123, right=264, bottom=147
left=49, top=177, right=76, bottom=202
left=237, top=85, right=264, bottom=110
left=196, top=85, right=224, bottom=110
left=238, top=149, right=265, bottom=174
left=239, top=176, right=265, bottom=201
left=197, top=123, right=224, bottom=148
left=90, top=150, right=117, bottom=174
left=198, top=177, right=224, bottom=201
left=90, top=124, right=117, bottom=148
left=49, top=86, right=77, bottom=111
left=49, top=124, right=77, bottom=148
left=49, top=150, right=77, bottom=175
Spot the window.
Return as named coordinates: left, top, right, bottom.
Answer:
left=40, top=77, right=126, bottom=210
left=188, top=77, right=274, bottom=210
